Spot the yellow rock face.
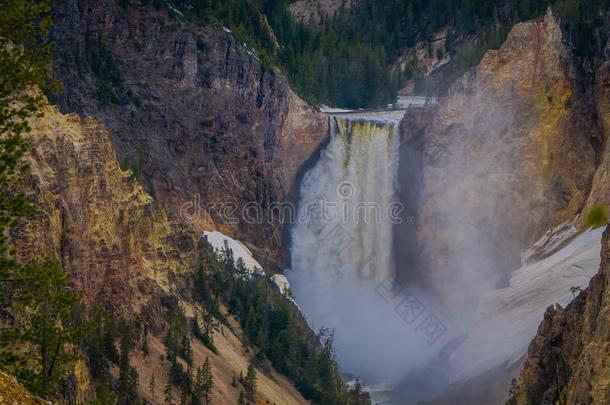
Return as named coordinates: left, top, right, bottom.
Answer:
left=416, top=9, right=602, bottom=311
left=0, top=371, right=46, bottom=405
left=10, top=103, right=309, bottom=404
left=14, top=104, right=198, bottom=311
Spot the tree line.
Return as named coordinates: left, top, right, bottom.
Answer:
left=167, top=0, right=608, bottom=105
left=191, top=243, right=370, bottom=404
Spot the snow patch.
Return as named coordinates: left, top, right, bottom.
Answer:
left=203, top=231, right=293, bottom=296
left=271, top=273, right=290, bottom=295
left=203, top=230, right=262, bottom=274
left=329, top=109, right=407, bottom=124
left=319, top=106, right=353, bottom=113
left=395, top=96, right=437, bottom=108
left=449, top=224, right=604, bottom=383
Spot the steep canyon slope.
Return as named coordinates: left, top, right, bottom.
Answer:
left=415, top=9, right=608, bottom=314
left=401, top=8, right=610, bottom=404
left=15, top=103, right=198, bottom=312
left=508, top=20, right=610, bottom=405
left=509, top=225, right=610, bottom=405
left=50, top=0, right=328, bottom=263
left=12, top=101, right=310, bottom=404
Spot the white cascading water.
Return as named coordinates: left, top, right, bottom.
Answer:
left=289, top=111, right=437, bottom=384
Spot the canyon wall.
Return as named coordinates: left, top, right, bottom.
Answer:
left=50, top=0, right=328, bottom=263
left=0, top=371, right=46, bottom=405
left=11, top=101, right=310, bottom=404
left=508, top=225, right=610, bottom=405
left=414, top=9, right=606, bottom=313
left=508, top=30, right=610, bottom=405
left=408, top=8, right=610, bottom=404
left=15, top=102, right=198, bottom=312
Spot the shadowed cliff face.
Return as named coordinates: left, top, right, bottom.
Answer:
left=50, top=0, right=327, bottom=262
left=508, top=225, right=610, bottom=405
left=413, top=10, right=603, bottom=315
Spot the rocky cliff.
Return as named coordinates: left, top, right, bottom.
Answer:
left=11, top=101, right=311, bottom=404
left=414, top=9, right=607, bottom=313
left=401, top=8, right=610, bottom=404
left=505, top=27, right=610, bottom=405
left=14, top=102, right=198, bottom=311
left=288, top=0, right=357, bottom=25
left=508, top=225, right=610, bottom=405
left=50, top=0, right=328, bottom=263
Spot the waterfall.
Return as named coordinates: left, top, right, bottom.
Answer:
left=289, top=112, right=435, bottom=382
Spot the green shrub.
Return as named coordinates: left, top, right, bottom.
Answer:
left=584, top=204, right=608, bottom=229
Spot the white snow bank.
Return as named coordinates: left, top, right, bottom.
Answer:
left=203, top=231, right=292, bottom=295
left=271, top=273, right=290, bottom=295
left=449, top=223, right=604, bottom=383
left=320, top=96, right=436, bottom=124
left=203, top=230, right=263, bottom=273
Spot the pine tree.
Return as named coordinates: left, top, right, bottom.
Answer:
left=142, top=333, right=150, bottom=357
left=0, top=0, right=55, bottom=271
left=1, top=257, right=85, bottom=396
left=149, top=373, right=156, bottom=397
left=0, top=1, right=70, bottom=397
left=164, top=377, right=174, bottom=405
left=181, top=333, right=193, bottom=368
left=117, top=321, right=138, bottom=404
left=194, top=355, right=214, bottom=404
left=244, top=361, right=257, bottom=402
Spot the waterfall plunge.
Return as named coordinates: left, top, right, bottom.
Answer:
left=289, top=114, right=437, bottom=383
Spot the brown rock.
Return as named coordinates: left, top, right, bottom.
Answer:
left=288, top=0, right=357, bottom=26
left=50, top=0, right=328, bottom=263
left=508, top=225, right=610, bottom=405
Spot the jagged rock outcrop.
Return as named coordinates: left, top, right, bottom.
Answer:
left=508, top=225, right=610, bottom=405
left=415, top=9, right=605, bottom=312
left=288, top=0, right=357, bottom=25
left=50, top=0, right=327, bottom=263
left=14, top=102, right=198, bottom=311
